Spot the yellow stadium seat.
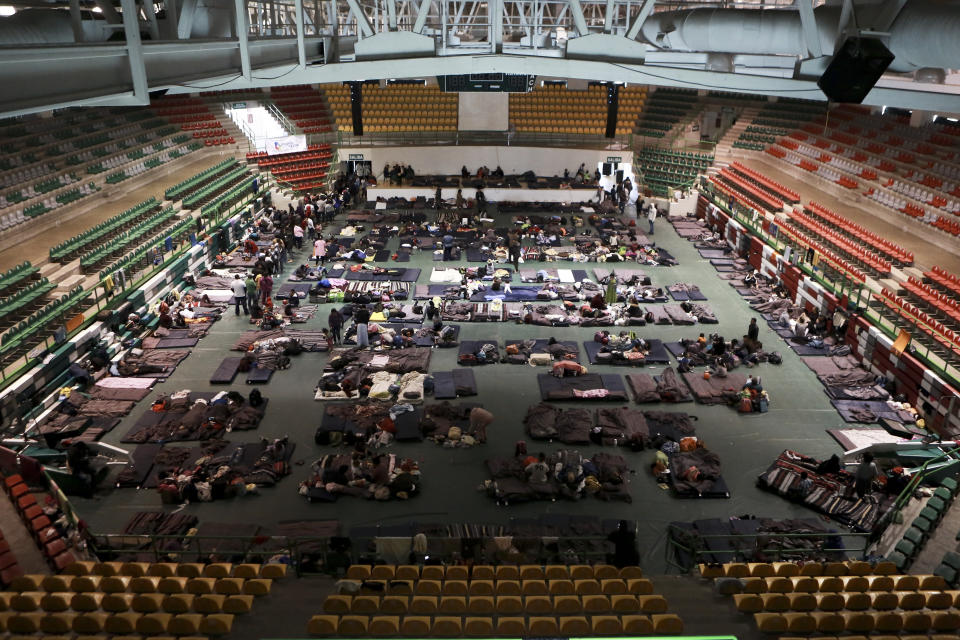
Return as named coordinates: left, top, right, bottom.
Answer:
left=370, top=565, right=395, bottom=580
left=840, top=610, right=874, bottom=632
left=754, top=612, right=787, bottom=634
left=410, top=596, right=438, bottom=615
left=147, top=563, right=179, bottom=578
left=750, top=563, right=776, bottom=577
left=431, top=615, right=462, bottom=636
left=351, top=595, right=379, bottom=615
left=761, top=593, right=789, bottom=612
left=569, top=565, right=593, bottom=580
left=843, top=592, right=871, bottom=611
left=132, top=593, right=164, bottom=613
left=41, top=575, right=71, bottom=592
left=872, top=611, right=904, bottom=633
left=243, top=578, right=272, bottom=596
left=575, top=579, right=601, bottom=595
left=323, top=595, right=351, bottom=614
left=370, top=615, right=400, bottom=636
left=463, top=615, right=493, bottom=636
left=70, top=575, right=102, bottom=593
left=471, top=565, right=494, bottom=580
left=653, top=613, right=684, bottom=634
left=495, top=565, right=520, bottom=581
left=842, top=576, right=869, bottom=592
left=524, top=595, right=552, bottom=615
left=9, top=576, right=43, bottom=592
left=933, top=610, right=960, bottom=631
left=496, top=616, right=525, bottom=636
left=161, top=594, right=193, bottom=614
left=175, top=563, right=204, bottom=578
left=522, top=580, right=547, bottom=596
left=199, top=612, right=234, bottom=636
left=546, top=565, right=570, bottom=580
left=193, top=594, right=226, bottom=614
left=346, top=565, right=371, bottom=580
left=639, top=594, right=668, bottom=613
left=169, top=613, right=203, bottom=635
left=72, top=611, right=110, bottom=634
left=495, top=595, right=522, bottom=615
left=260, top=564, right=287, bottom=579
left=784, top=612, right=816, bottom=633
left=308, top=614, right=338, bottom=636
left=815, top=593, right=843, bottom=611
left=628, top=578, right=654, bottom=595
left=619, top=566, right=643, bottom=579
left=468, top=580, right=494, bottom=596
left=903, top=611, right=933, bottom=633
left=40, top=612, right=75, bottom=634
left=601, top=579, right=627, bottom=595
left=734, top=594, right=762, bottom=613
left=812, top=611, right=846, bottom=633
left=790, top=576, right=820, bottom=593
left=527, top=616, right=558, bottom=636
left=415, top=580, right=441, bottom=596
left=93, top=562, right=123, bottom=576
left=788, top=592, right=816, bottom=611
left=105, top=611, right=140, bottom=634
left=122, top=562, right=151, bottom=577
left=443, top=580, right=468, bottom=596
left=445, top=566, right=468, bottom=581
left=868, top=575, right=895, bottom=591
left=102, top=594, right=134, bottom=613
left=186, top=578, right=216, bottom=595
left=157, top=577, right=187, bottom=594
left=553, top=595, right=582, bottom=614
left=817, top=577, right=843, bottom=592
left=439, top=596, right=466, bottom=614
left=136, top=611, right=172, bottom=634
left=495, top=580, right=520, bottom=596
left=70, top=593, right=104, bottom=612
left=518, top=565, right=543, bottom=580
left=400, top=615, right=431, bottom=636
left=381, top=595, right=409, bottom=614
left=202, top=564, right=233, bottom=579
left=899, top=591, right=926, bottom=610
left=799, top=563, right=823, bottom=576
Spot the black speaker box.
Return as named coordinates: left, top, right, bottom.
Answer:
left=817, top=36, right=894, bottom=104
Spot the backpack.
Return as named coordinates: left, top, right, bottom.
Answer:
left=768, top=351, right=783, bottom=365
left=249, top=389, right=264, bottom=407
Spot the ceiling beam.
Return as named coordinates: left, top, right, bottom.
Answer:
left=412, top=0, right=430, bottom=33
left=177, top=0, right=198, bottom=39
left=568, top=0, right=588, bottom=37
left=796, top=0, right=822, bottom=58
left=624, top=0, right=654, bottom=41
left=345, top=0, right=375, bottom=36
left=120, top=0, right=148, bottom=101
left=234, top=0, right=252, bottom=80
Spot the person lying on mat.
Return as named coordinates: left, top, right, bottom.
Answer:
left=552, top=360, right=587, bottom=378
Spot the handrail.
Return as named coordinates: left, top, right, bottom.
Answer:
left=892, top=446, right=960, bottom=514
left=265, top=100, right=296, bottom=136
left=665, top=525, right=870, bottom=573
left=697, top=178, right=960, bottom=389
left=90, top=530, right=618, bottom=575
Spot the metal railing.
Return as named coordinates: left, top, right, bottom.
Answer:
left=697, top=178, right=960, bottom=389
left=665, top=526, right=871, bottom=573
left=90, top=532, right=621, bottom=576
left=304, top=129, right=641, bottom=150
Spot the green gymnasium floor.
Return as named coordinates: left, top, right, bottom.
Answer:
left=72, top=201, right=851, bottom=573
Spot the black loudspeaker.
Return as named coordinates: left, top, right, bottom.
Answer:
left=349, top=81, right=363, bottom=136
left=604, top=83, right=619, bottom=138
left=817, top=37, right=894, bottom=104
left=602, top=162, right=612, bottom=176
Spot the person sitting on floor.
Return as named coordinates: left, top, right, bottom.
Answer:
left=552, top=360, right=587, bottom=378
left=525, top=453, right=550, bottom=484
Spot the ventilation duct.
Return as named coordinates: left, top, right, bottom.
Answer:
left=640, top=1, right=960, bottom=74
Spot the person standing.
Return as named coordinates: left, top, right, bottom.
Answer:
left=292, top=223, right=304, bottom=250
left=607, top=520, right=640, bottom=568
left=230, top=276, right=248, bottom=316
left=442, top=232, right=454, bottom=262
left=854, top=452, right=878, bottom=498
left=313, top=237, right=327, bottom=266
left=245, top=273, right=257, bottom=307
left=259, top=273, right=273, bottom=306
left=747, top=317, right=760, bottom=343
left=328, top=307, right=343, bottom=344
left=354, top=305, right=371, bottom=347
left=647, top=202, right=658, bottom=235
left=469, top=407, right=494, bottom=444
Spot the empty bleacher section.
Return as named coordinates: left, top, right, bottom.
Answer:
left=633, top=88, right=698, bottom=139
left=322, top=83, right=458, bottom=133
left=49, top=198, right=163, bottom=264
left=152, top=96, right=235, bottom=148
left=180, top=162, right=255, bottom=219
left=308, top=563, right=683, bottom=637
left=0, top=559, right=286, bottom=636
left=702, top=558, right=960, bottom=635
left=0, top=285, right=86, bottom=357
left=270, top=85, right=333, bottom=135
left=871, top=264, right=960, bottom=357
left=751, top=104, right=960, bottom=238
left=886, top=477, right=959, bottom=574
left=507, top=85, right=645, bottom=136
left=247, top=145, right=333, bottom=193
left=0, top=106, right=199, bottom=232
left=636, top=148, right=712, bottom=197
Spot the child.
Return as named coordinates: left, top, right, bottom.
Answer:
left=322, top=328, right=334, bottom=352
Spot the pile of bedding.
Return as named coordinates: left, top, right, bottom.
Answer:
left=300, top=452, right=420, bottom=502
left=120, top=390, right=267, bottom=443
left=483, top=450, right=632, bottom=503
left=757, top=450, right=890, bottom=532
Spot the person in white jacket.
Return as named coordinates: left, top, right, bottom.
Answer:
left=647, top=202, right=658, bottom=235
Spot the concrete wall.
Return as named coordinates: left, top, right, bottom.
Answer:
left=458, top=93, right=509, bottom=131
left=338, top=145, right=633, bottom=178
